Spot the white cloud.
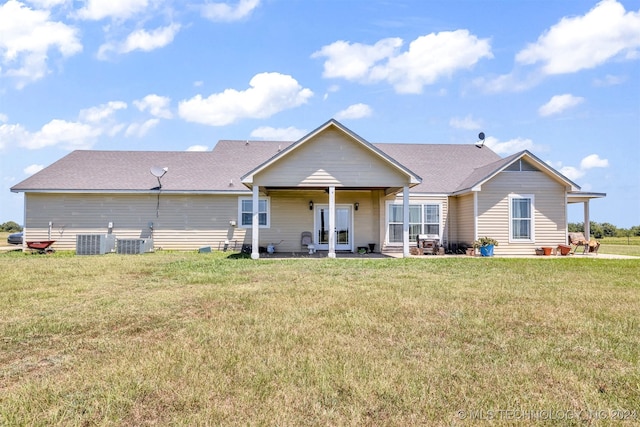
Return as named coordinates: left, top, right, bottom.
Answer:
left=449, top=115, right=483, bottom=130
left=3, top=100, right=129, bottom=150
left=178, top=72, right=313, bottom=126
left=122, top=24, right=180, bottom=53
left=473, top=71, right=542, bottom=94
left=516, top=0, right=640, bottom=75
left=0, top=0, right=82, bottom=88
left=312, top=38, right=403, bottom=81
left=335, top=103, right=372, bottom=120
left=538, top=94, right=585, bottom=117
left=125, top=118, right=159, bottom=138
left=559, top=165, right=585, bottom=181
left=26, top=0, right=70, bottom=8
left=133, top=94, right=172, bottom=119
left=21, top=119, right=102, bottom=150
left=580, top=154, right=609, bottom=169
left=250, top=126, right=307, bottom=141
left=186, top=145, right=209, bottom=151
left=0, top=123, right=30, bottom=150
left=24, top=164, right=44, bottom=175
left=76, top=0, right=150, bottom=21
left=547, top=153, right=609, bottom=182
left=98, top=24, right=180, bottom=59
left=593, top=74, right=627, bottom=86
left=0, top=113, right=8, bottom=123
left=484, top=136, right=538, bottom=155
left=202, top=0, right=261, bottom=22
left=79, top=101, right=127, bottom=123
left=313, top=30, right=492, bottom=94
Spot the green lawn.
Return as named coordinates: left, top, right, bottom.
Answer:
left=1, top=251, right=638, bottom=425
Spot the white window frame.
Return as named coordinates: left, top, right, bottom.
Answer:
left=509, top=194, right=534, bottom=242
left=238, top=197, right=270, bottom=228
left=385, top=201, right=442, bottom=245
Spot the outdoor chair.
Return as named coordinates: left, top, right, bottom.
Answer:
left=301, top=231, right=315, bottom=254
left=568, top=232, right=600, bottom=255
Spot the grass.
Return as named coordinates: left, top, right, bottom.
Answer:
left=0, top=251, right=639, bottom=425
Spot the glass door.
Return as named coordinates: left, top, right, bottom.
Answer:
left=315, top=205, right=352, bottom=251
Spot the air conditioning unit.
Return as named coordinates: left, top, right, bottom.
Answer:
left=116, top=238, right=154, bottom=254
left=76, top=234, right=116, bottom=255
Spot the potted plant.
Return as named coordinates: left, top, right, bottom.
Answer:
left=473, top=236, right=498, bottom=257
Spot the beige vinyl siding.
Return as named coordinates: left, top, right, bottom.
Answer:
left=254, top=128, right=409, bottom=187
left=23, top=193, right=247, bottom=251
left=255, top=190, right=381, bottom=252
left=24, top=190, right=384, bottom=253
left=453, top=193, right=475, bottom=247
left=478, top=171, right=567, bottom=255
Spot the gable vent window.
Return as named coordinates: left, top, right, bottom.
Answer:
left=506, top=159, right=538, bottom=172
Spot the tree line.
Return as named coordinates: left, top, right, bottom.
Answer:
left=0, top=221, right=22, bottom=233
left=569, top=221, right=640, bottom=238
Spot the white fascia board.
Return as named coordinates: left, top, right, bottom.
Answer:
left=14, top=189, right=252, bottom=195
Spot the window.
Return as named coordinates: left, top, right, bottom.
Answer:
left=510, top=195, right=533, bottom=241
left=387, top=202, right=441, bottom=243
left=239, top=198, right=269, bottom=228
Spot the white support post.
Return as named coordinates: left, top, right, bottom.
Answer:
left=251, top=185, right=260, bottom=259
left=583, top=201, right=591, bottom=240
left=328, top=186, right=336, bottom=258
left=403, top=186, right=410, bottom=257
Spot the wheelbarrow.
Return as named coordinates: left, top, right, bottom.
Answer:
left=26, top=240, right=56, bottom=254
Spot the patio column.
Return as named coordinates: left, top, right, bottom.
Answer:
left=403, top=186, right=410, bottom=257
left=328, top=186, right=336, bottom=258
left=251, top=185, right=260, bottom=259
left=583, top=201, right=591, bottom=240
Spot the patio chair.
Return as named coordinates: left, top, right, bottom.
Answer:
left=301, top=231, right=315, bottom=254
left=568, top=232, right=599, bottom=255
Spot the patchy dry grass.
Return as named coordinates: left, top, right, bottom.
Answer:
left=1, top=251, right=639, bottom=425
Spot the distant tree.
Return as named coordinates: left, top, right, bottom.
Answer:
left=600, top=222, right=617, bottom=237
left=590, top=221, right=604, bottom=239
left=631, top=225, right=640, bottom=237
left=0, top=221, right=22, bottom=232
left=568, top=222, right=583, bottom=233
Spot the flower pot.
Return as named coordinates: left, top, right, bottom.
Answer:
left=479, top=244, right=494, bottom=257
left=557, top=245, right=571, bottom=256
left=535, top=248, right=544, bottom=256
left=542, top=247, right=553, bottom=256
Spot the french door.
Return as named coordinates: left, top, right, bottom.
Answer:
left=315, top=205, right=352, bottom=251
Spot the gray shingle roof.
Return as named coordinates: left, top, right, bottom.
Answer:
left=12, top=140, right=504, bottom=194
left=374, top=143, right=502, bottom=193
left=11, top=142, right=290, bottom=193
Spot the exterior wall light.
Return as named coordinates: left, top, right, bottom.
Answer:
left=309, top=200, right=314, bottom=210
left=354, top=202, right=359, bottom=211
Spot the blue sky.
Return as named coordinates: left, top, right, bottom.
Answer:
left=1, top=0, right=639, bottom=228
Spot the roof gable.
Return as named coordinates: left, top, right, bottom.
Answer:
left=453, top=150, right=580, bottom=194
left=241, top=119, right=421, bottom=187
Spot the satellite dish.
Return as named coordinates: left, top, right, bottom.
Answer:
left=478, top=132, right=485, bottom=141
left=476, top=132, right=486, bottom=149
left=150, top=166, right=167, bottom=178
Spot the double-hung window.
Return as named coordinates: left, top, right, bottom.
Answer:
left=387, top=202, right=441, bottom=243
left=239, top=198, right=269, bottom=228
left=510, top=194, right=533, bottom=241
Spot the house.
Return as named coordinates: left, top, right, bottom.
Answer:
left=11, top=119, right=605, bottom=257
